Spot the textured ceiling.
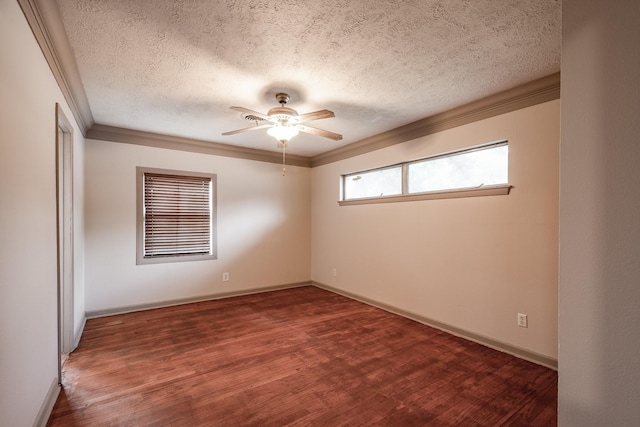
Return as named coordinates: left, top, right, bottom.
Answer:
left=55, top=0, right=561, bottom=157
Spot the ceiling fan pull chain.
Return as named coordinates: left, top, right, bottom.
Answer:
left=282, top=145, right=286, bottom=176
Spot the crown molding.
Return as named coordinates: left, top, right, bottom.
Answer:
left=17, top=0, right=94, bottom=134
left=19, top=0, right=559, bottom=168
left=310, top=72, right=560, bottom=167
left=87, top=73, right=559, bottom=168
left=87, top=124, right=312, bottom=168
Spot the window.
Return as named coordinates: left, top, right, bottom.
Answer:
left=137, top=167, right=217, bottom=264
left=407, top=143, right=508, bottom=193
left=341, top=141, right=510, bottom=205
left=343, top=165, right=402, bottom=200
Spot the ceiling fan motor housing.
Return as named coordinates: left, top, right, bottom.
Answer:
left=268, top=93, right=299, bottom=124
left=267, top=106, right=298, bottom=120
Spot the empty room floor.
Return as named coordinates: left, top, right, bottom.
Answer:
left=47, top=286, right=557, bottom=426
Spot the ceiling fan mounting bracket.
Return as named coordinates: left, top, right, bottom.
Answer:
left=275, top=93, right=290, bottom=105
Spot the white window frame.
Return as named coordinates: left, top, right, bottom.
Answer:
left=342, top=164, right=403, bottom=200
left=136, top=167, right=217, bottom=265
left=339, top=140, right=511, bottom=206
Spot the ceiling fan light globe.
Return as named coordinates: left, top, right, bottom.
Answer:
left=267, top=124, right=299, bottom=144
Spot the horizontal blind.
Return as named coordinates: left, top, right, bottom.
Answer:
left=143, top=172, right=212, bottom=258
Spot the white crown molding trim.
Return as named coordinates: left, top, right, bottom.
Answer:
left=17, top=0, right=94, bottom=134
left=310, top=72, right=561, bottom=167
left=87, top=124, right=312, bottom=167
left=88, top=72, right=558, bottom=168
left=20, top=0, right=559, bottom=168
left=313, top=281, right=558, bottom=370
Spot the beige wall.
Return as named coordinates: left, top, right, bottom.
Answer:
left=1, top=1, right=570, bottom=425
left=559, top=0, right=640, bottom=424
left=84, top=139, right=311, bottom=312
left=11, top=0, right=640, bottom=424
left=312, top=100, right=560, bottom=361
left=0, top=1, right=85, bottom=425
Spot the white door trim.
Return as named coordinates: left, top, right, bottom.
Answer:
left=55, top=104, right=75, bottom=384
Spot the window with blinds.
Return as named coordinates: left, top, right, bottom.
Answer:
left=137, top=168, right=217, bottom=264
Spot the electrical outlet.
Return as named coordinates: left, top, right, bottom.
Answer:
left=517, top=313, right=528, bottom=328
left=222, top=272, right=229, bottom=282
left=332, top=268, right=337, bottom=277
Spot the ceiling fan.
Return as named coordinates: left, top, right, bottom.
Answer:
left=222, top=93, right=343, bottom=147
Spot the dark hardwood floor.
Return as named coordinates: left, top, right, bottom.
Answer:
left=47, top=286, right=557, bottom=426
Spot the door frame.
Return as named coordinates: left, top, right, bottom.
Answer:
left=55, top=103, right=74, bottom=384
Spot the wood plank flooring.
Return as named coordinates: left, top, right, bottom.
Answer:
left=47, top=286, right=557, bottom=426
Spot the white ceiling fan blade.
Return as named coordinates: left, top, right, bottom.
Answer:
left=297, top=124, right=343, bottom=141
left=297, top=109, right=335, bottom=123
left=222, top=123, right=272, bottom=136
left=229, top=106, right=271, bottom=121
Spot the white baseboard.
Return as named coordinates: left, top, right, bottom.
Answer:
left=313, top=281, right=558, bottom=370
left=85, top=281, right=311, bottom=319
left=83, top=279, right=557, bottom=369
left=73, top=314, right=86, bottom=351
left=32, top=377, right=59, bottom=427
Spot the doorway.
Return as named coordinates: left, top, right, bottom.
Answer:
left=56, top=104, right=74, bottom=384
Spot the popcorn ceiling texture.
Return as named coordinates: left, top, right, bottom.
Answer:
left=56, top=0, right=560, bottom=156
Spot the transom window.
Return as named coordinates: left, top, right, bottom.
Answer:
left=341, top=141, right=509, bottom=204
left=343, top=165, right=402, bottom=200
left=137, top=167, right=217, bottom=264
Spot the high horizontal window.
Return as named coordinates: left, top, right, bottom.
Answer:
left=407, top=143, right=508, bottom=193
left=341, top=141, right=510, bottom=204
left=137, top=167, right=217, bottom=264
left=343, top=165, right=402, bottom=200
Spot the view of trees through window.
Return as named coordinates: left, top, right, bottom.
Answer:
left=344, top=166, right=402, bottom=200
left=342, top=142, right=508, bottom=201
left=408, top=144, right=508, bottom=193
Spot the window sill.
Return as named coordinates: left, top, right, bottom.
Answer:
left=136, top=253, right=217, bottom=265
left=338, top=184, right=512, bottom=206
